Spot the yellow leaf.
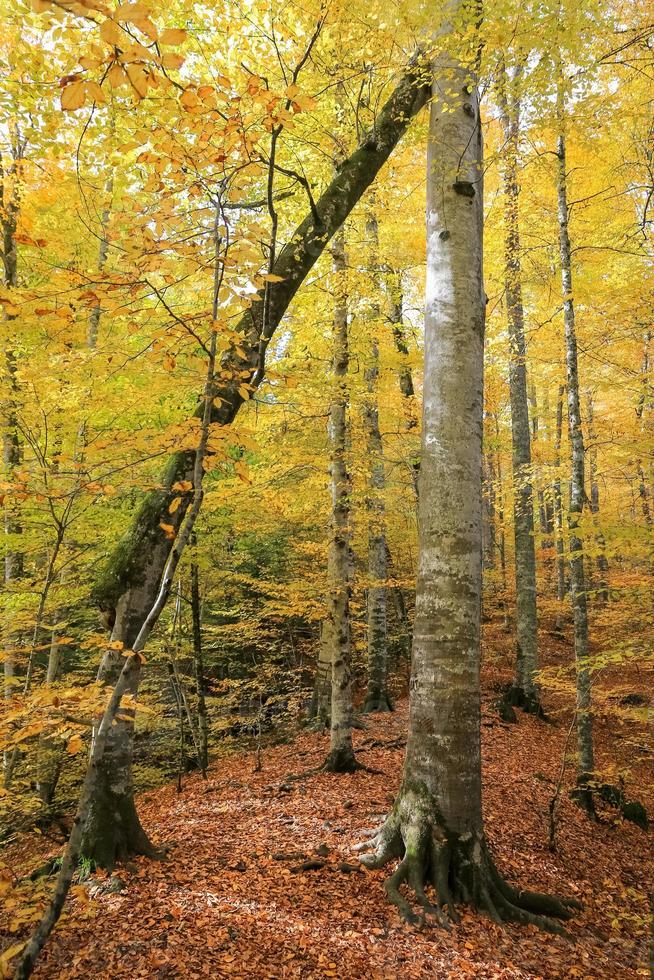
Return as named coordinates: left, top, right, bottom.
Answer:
left=67, top=736, right=83, bottom=755
left=172, top=480, right=192, bottom=492
left=234, top=460, right=250, bottom=483
left=107, top=64, right=128, bottom=88
left=161, top=52, right=184, bottom=70
left=168, top=496, right=181, bottom=513
left=61, top=81, right=86, bottom=111
left=180, top=88, right=199, bottom=109
left=262, top=273, right=284, bottom=282
left=0, top=942, right=25, bottom=978
left=125, top=64, right=149, bottom=99
left=159, top=522, right=175, bottom=539
left=292, top=94, right=316, bottom=111
left=160, top=28, right=188, bottom=45
left=79, top=56, right=103, bottom=70
left=99, top=18, right=123, bottom=46
left=115, top=1, right=149, bottom=20
left=85, top=81, right=106, bottom=104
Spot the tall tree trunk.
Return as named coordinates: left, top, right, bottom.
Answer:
left=362, top=15, right=575, bottom=929
left=553, top=385, right=567, bottom=629
left=528, top=380, right=549, bottom=534
left=190, top=561, right=208, bottom=777
left=482, top=452, right=497, bottom=572
left=386, top=269, right=420, bottom=488
left=556, top=85, right=595, bottom=806
left=309, top=620, right=332, bottom=726
left=362, top=208, right=392, bottom=714
left=83, top=66, right=429, bottom=864
left=497, top=67, right=541, bottom=714
left=323, top=230, right=358, bottom=773
left=585, top=390, right=609, bottom=602
left=36, top=623, right=66, bottom=809
left=384, top=542, right=412, bottom=663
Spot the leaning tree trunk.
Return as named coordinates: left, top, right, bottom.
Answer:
left=361, top=20, right=576, bottom=930
left=83, top=65, right=430, bottom=864
left=556, top=85, right=595, bottom=808
left=323, top=230, right=358, bottom=773
left=362, top=208, right=392, bottom=714
left=497, top=68, right=542, bottom=715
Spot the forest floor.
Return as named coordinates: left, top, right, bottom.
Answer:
left=1, top=620, right=653, bottom=979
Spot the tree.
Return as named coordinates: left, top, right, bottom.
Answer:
left=362, top=207, right=392, bottom=714
left=361, top=5, right=575, bottom=928
left=496, top=65, right=542, bottom=717
left=322, top=230, right=358, bottom=773
left=555, top=76, right=595, bottom=809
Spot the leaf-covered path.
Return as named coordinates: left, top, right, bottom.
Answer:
left=15, top=663, right=651, bottom=980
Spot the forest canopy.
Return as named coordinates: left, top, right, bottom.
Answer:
left=0, top=0, right=652, bottom=977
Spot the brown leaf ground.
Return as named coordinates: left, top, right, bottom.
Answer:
left=2, top=622, right=653, bottom=979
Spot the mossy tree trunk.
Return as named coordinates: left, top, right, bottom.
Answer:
left=362, top=19, right=576, bottom=929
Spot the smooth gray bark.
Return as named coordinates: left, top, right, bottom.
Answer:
left=309, top=620, right=332, bottom=726
left=323, top=230, right=358, bottom=773
left=556, top=88, right=595, bottom=800
left=585, top=390, right=609, bottom=602
left=362, top=209, right=391, bottom=714
left=385, top=269, right=420, bottom=489
left=498, top=70, right=541, bottom=712
left=553, top=384, right=567, bottom=629
left=361, top=18, right=575, bottom=930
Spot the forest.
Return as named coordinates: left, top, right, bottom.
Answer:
left=0, top=0, right=652, bottom=976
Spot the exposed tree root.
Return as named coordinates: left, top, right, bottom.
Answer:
left=322, top=746, right=364, bottom=774
left=81, top=795, right=163, bottom=872
left=497, top=684, right=547, bottom=724
left=570, top=778, right=649, bottom=829
left=362, top=691, right=395, bottom=714
left=360, top=782, right=580, bottom=933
